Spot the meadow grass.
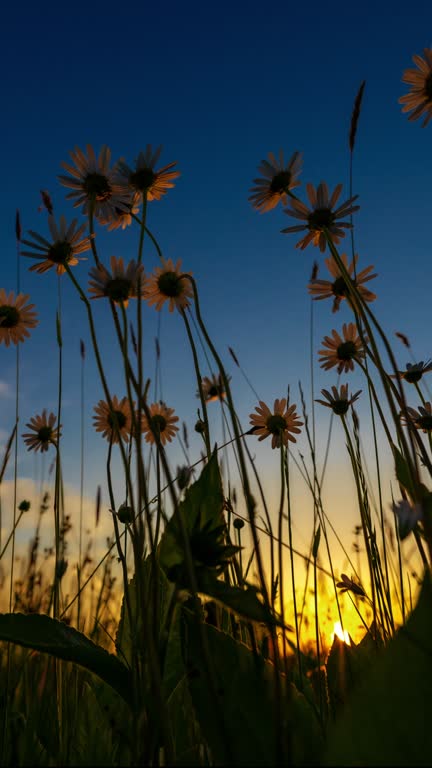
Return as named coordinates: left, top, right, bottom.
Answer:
left=1, top=49, right=432, bottom=766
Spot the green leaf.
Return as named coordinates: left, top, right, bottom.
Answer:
left=182, top=608, right=279, bottom=765
left=116, top=555, right=171, bottom=670
left=158, top=451, right=227, bottom=579
left=325, top=571, right=432, bottom=765
left=0, top=613, right=132, bottom=707
left=197, top=572, right=287, bottom=628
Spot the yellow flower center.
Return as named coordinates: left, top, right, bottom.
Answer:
left=270, top=171, right=292, bottom=194
left=83, top=173, right=112, bottom=201
left=266, top=414, right=287, bottom=435
left=130, top=168, right=156, bottom=192
left=0, top=306, right=20, bottom=328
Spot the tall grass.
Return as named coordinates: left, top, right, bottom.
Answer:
left=0, top=48, right=432, bottom=766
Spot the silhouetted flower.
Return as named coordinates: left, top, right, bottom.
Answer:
left=98, top=197, right=141, bottom=231
left=88, top=256, right=145, bottom=307
left=315, top=384, right=362, bottom=415
left=282, top=182, right=359, bottom=252
left=249, top=150, right=302, bottom=212
left=93, top=396, right=134, bottom=444
left=249, top=398, right=303, bottom=449
left=0, top=290, right=38, bottom=346
left=144, top=258, right=193, bottom=313
left=21, top=216, right=91, bottom=274
left=399, top=48, right=432, bottom=127
left=200, top=373, right=230, bottom=403
left=403, top=402, right=432, bottom=433
left=58, top=145, right=131, bottom=219
left=115, top=145, right=180, bottom=202
left=336, top=573, right=366, bottom=597
left=318, top=323, right=366, bottom=373
left=141, top=402, right=179, bottom=445
left=22, top=410, right=60, bottom=452
left=308, top=253, right=376, bottom=312
left=391, top=360, right=432, bottom=384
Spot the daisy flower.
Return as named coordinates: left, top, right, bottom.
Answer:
left=88, top=256, right=145, bottom=307
left=315, top=384, right=362, bottom=415
left=403, top=402, right=432, bottom=433
left=248, top=150, right=302, bottom=213
left=308, top=254, right=377, bottom=313
left=93, top=396, right=134, bottom=444
left=115, top=145, right=180, bottom=202
left=318, top=323, right=366, bottom=373
left=21, top=215, right=91, bottom=275
left=200, top=374, right=230, bottom=403
left=98, top=195, right=141, bottom=231
left=141, top=402, right=179, bottom=446
left=58, top=145, right=132, bottom=220
left=282, top=182, right=359, bottom=252
left=249, top=398, right=303, bottom=449
left=399, top=48, right=432, bottom=127
left=390, top=360, right=432, bottom=384
left=144, top=258, right=193, bottom=313
left=0, top=290, right=38, bottom=347
left=22, top=410, right=61, bottom=453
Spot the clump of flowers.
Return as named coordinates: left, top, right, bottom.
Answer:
left=21, top=216, right=92, bottom=275
left=318, top=323, right=366, bottom=374
left=88, top=256, right=145, bottom=307
left=22, top=410, right=61, bottom=452
left=249, top=150, right=302, bottom=213
left=308, top=253, right=377, bottom=313
left=0, top=290, right=38, bottom=346
left=144, top=258, right=193, bottom=313
left=249, top=398, right=303, bottom=449
left=282, top=181, right=359, bottom=252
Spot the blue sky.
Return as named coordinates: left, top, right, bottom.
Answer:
left=1, top=0, right=432, bottom=582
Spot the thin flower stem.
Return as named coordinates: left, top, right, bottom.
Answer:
left=88, top=202, right=100, bottom=267
left=277, top=442, right=288, bottom=673
left=283, top=443, right=303, bottom=689
left=181, top=309, right=211, bottom=459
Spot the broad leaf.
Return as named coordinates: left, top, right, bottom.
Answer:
left=325, top=571, right=432, bottom=765
left=0, top=613, right=132, bottom=707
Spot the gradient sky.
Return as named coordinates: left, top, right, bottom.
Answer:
left=1, top=0, right=431, bottom=606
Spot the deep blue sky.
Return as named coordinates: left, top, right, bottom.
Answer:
left=2, top=0, right=432, bottom=566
